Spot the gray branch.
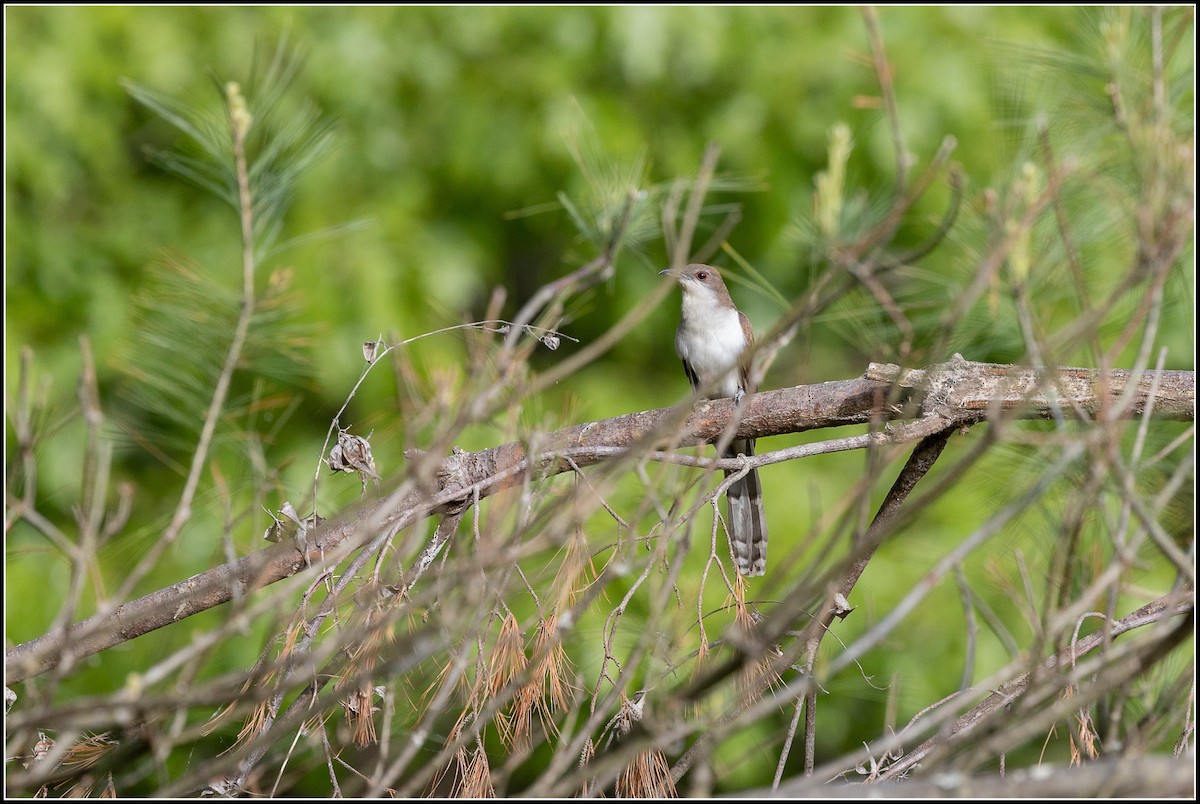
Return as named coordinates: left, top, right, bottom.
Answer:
left=7, top=360, right=1192, bottom=681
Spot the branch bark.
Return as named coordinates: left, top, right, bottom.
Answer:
left=7, top=360, right=1193, bottom=682
left=752, top=752, right=1195, bottom=798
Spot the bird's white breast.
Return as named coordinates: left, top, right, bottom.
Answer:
left=675, top=288, right=747, bottom=399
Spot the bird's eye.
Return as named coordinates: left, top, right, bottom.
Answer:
left=695, top=271, right=708, bottom=281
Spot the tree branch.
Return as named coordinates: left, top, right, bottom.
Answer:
left=757, top=752, right=1195, bottom=798
left=7, top=360, right=1192, bottom=682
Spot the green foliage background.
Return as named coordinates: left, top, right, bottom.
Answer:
left=5, top=6, right=1193, bottom=793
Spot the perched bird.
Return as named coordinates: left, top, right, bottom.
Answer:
left=661, top=264, right=767, bottom=576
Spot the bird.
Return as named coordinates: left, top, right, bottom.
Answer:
left=660, top=263, right=767, bottom=576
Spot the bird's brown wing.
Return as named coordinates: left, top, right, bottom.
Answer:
left=737, top=310, right=756, bottom=394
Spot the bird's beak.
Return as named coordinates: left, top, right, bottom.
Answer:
left=659, top=268, right=682, bottom=279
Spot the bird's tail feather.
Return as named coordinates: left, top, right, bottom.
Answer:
left=724, top=438, right=767, bottom=576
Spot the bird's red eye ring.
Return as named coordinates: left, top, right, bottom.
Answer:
left=696, top=271, right=708, bottom=280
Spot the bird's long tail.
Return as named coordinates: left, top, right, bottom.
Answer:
left=724, top=438, right=767, bottom=576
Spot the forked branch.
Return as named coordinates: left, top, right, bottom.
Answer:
left=6, top=359, right=1193, bottom=681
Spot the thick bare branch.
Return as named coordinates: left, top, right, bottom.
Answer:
left=7, top=360, right=1192, bottom=681
left=760, top=752, right=1195, bottom=798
